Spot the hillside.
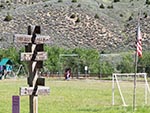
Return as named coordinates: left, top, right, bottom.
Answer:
left=0, top=0, right=150, bottom=53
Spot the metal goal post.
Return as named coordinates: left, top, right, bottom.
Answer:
left=112, top=73, right=150, bottom=106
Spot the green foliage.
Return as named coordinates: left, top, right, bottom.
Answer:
left=146, top=0, right=150, bottom=5
left=128, top=15, right=133, bottom=21
left=77, top=3, right=81, bottom=7
left=107, top=5, right=113, bottom=9
left=119, top=13, right=123, bottom=17
left=58, top=0, right=63, bottom=2
left=4, top=12, right=12, bottom=21
left=44, top=46, right=100, bottom=75
left=99, top=3, right=105, bottom=9
left=72, top=0, right=77, bottom=3
left=3, top=47, right=150, bottom=76
left=75, top=17, right=80, bottom=23
left=114, top=0, right=120, bottom=2
left=138, top=51, right=150, bottom=74
left=94, top=14, right=99, bottom=19
left=0, top=47, right=19, bottom=64
left=70, top=14, right=76, bottom=18
left=101, top=61, right=114, bottom=75
left=117, top=53, right=134, bottom=73
left=143, top=12, right=148, bottom=18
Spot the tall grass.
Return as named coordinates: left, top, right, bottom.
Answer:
left=0, top=78, right=150, bottom=113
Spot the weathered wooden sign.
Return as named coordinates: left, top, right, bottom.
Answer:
left=14, top=25, right=50, bottom=113
left=20, top=86, right=50, bottom=96
left=14, top=34, right=50, bottom=44
left=21, top=52, right=47, bottom=61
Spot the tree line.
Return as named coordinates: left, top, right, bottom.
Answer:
left=0, top=46, right=150, bottom=77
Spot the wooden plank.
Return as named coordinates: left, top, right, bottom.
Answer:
left=20, top=86, right=50, bottom=96
left=14, top=34, right=50, bottom=44
left=20, top=52, right=47, bottom=61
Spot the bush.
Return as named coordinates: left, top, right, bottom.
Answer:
left=70, top=14, right=76, bottom=18
left=128, top=15, right=133, bottom=21
left=77, top=3, right=81, bottom=7
left=58, top=0, right=63, bottom=2
left=94, top=14, right=99, bottom=19
left=107, top=5, right=113, bottom=9
left=75, top=17, right=80, bottom=23
left=146, top=0, right=150, bottom=5
left=99, top=4, right=105, bottom=9
left=4, top=13, right=12, bottom=21
left=114, top=0, right=120, bottom=2
left=143, top=12, right=148, bottom=18
left=119, top=13, right=123, bottom=17
left=0, top=4, right=5, bottom=9
left=72, top=0, right=77, bottom=3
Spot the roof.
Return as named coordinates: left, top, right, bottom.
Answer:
left=0, top=58, right=12, bottom=66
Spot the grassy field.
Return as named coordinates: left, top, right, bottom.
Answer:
left=0, top=78, right=150, bottom=113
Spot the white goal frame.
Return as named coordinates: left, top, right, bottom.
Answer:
left=112, top=73, right=150, bottom=106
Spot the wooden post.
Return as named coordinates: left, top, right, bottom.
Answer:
left=14, top=25, right=50, bottom=113
left=28, top=26, right=40, bottom=113
left=12, top=96, right=20, bottom=113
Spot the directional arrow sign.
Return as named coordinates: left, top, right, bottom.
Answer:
left=20, top=86, right=50, bottom=96
left=14, top=34, right=50, bottom=44
left=21, top=52, right=47, bottom=61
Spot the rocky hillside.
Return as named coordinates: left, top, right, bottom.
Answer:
left=0, top=0, right=150, bottom=53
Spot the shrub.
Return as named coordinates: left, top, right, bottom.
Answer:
left=6, top=0, right=10, bottom=4
left=119, top=13, right=123, bottom=17
left=77, top=3, right=81, bottom=7
left=143, top=12, right=148, bottom=18
left=114, top=0, right=120, bottom=2
left=72, top=0, right=77, bottom=3
left=4, top=12, right=12, bottom=21
left=128, top=14, right=133, bottom=21
left=99, top=3, right=105, bottom=9
left=58, top=0, right=63, bottom=2
left=75, top=17, right=80, bottom=23
left=94, top=14, right=99, bottom=19
left=44, top=4, right=48, bottom=7
left=107, top=5, right=113, bottom=9
left=70, top=14, right=76, bottom=18
left=0, top=4, right=5, bottom=9
left=146, top=0, right=150, bottom=5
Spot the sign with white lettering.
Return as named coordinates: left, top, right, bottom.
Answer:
left=20, top=86, right=50, bottom=96
left=20, top=52, right=47, bottom=61
left=14, top=34, right=50, bottom=44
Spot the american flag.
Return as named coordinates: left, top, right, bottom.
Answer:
left=136, top=25, right=142, bottom=57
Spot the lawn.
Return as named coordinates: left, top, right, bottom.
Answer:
left=0, top=78, right=150, bottom=113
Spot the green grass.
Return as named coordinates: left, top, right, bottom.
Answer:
left=0, top=78, right=150, bottom=113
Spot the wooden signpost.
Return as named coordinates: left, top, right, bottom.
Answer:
left=14, top=25, right=50, bottom=113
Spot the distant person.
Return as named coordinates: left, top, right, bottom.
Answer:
left=64, top=68, right=71, bottom=80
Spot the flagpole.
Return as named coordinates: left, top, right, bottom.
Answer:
left=133, top=49, right=138, bottom=111
left=133, top=10, right=141, bottom=111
